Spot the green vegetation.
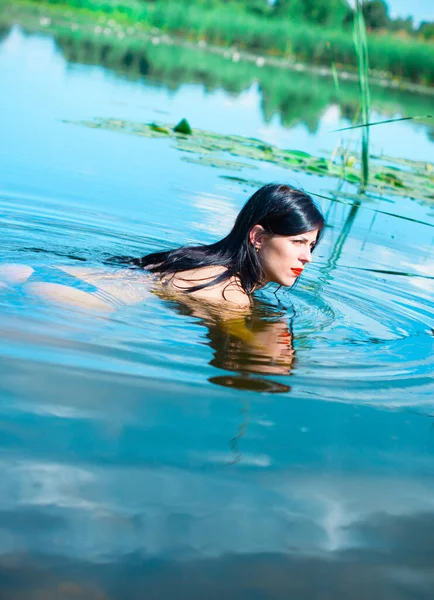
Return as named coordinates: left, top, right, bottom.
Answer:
left=359, top=1, right=433, bottom=38
left=419, top=21, right=434, bottom=41
left=2, top=2, right=432, bottom=136
left=6, top=0, right=434, bottom=85
left=72, top=116, right=434, bottom=204
left=353, top=0, right=371, bottom=188
left=174, top=118, right=192, bottom=135
left=2, top=0, right=432, bottom=196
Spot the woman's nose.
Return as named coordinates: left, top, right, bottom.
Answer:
left=300, top=247, right=312, bottom=263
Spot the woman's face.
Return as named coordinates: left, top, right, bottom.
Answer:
left=255, top=228, right=320, bottom=287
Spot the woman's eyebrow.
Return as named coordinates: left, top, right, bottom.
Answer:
left=297, top=237, right=317, bottom=245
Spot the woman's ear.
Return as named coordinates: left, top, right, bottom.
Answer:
left=249, top=224, right=266, bottom=250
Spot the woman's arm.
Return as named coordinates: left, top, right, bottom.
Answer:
left=0, top=263, right=34, bottom=286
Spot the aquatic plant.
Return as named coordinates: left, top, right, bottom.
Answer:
left=174, top=118, right=192, bottom=135
left=353, top=0, right=370, bottom=189
left=72, top=116, right=434, bottom=204
left=326, top=40, right=340, bottom=100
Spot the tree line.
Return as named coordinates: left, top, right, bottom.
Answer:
left=168, top=0, right=434, bottom=39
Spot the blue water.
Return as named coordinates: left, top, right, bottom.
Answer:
left=1, top=25, right=434, bottom=599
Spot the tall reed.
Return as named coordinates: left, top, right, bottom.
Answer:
left=353, top=0, right=371, bottom=189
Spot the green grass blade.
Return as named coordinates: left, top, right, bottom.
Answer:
left=353, top=0, right=371, bottom=189
left=326, top=41, right=340, bottom=99
left=333, top=114, right=433, bottom=132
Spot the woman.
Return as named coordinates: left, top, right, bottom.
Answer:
left=0, top=183, right=325, bottom=311
left=127, top=182, right=325, bottom=308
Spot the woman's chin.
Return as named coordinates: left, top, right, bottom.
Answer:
left=276, top=275, right=297, bottom=287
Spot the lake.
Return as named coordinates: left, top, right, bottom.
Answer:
left=0, top=23, right=434, bottom=600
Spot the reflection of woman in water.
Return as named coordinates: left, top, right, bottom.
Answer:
left=179, top=299, right=296, bottom=392
left=1, top=183, right=325, bottom=311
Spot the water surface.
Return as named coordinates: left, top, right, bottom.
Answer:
left=0, top=26, right=434, bottom=600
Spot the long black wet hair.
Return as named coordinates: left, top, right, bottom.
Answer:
left=129, top=183, right=325, bottom=294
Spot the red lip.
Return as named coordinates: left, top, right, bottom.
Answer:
left=291, top=268, right=304, bottom=276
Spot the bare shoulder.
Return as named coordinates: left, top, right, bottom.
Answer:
left=219, top=280, right=252, bottom=308
left=166, top=265, right=227, bottom=286
left=162, top=266, right=251, bottom=309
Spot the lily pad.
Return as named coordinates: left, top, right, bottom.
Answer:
left=345, top=172, right=362, bottom=183
left=374, top=172, right=406, bottom=188
left=69, top=116, right=434, bottom=204
left=283, top=156, right=305, bottom=166
left=182, top=155, right=256, bottom=171
left=285, top=149, right=312, bottom=159
left=149, top=123, right=171, bottom=134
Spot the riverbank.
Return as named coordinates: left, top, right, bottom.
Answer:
left=2, top=0, right=434, bottom=87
